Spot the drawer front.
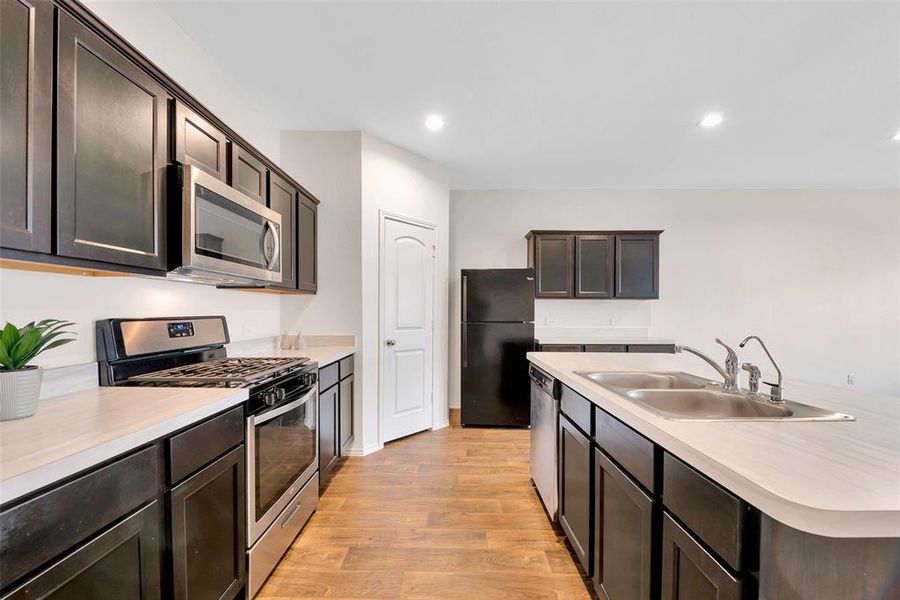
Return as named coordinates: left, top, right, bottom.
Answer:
left=168, top=405, right=244, bottom=485
left=663, top=453, right=746, bottom=571
left=339, top=354, right=354, bottom=379
left=247, top=472, right=318, bottom=598
left=0, top=446, right=160, bottom=586
left=661, top=512, right=742, bottom=600
left=318, top=362, right=339, bottom=391
left=540, top=344, right=583, bottom=352
left=628, top=344, right=676, bottom=354
left=584, top=344, right=627, bottom=353
left=594, top=407, right=656, bottom=493
left=560, top=384, right=593, bottom=435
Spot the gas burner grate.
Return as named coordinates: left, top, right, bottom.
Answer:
left=129, top=356, right=309, bottom=386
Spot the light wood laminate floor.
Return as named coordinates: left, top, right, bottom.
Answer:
left=258, top=411, right=594, bottom=599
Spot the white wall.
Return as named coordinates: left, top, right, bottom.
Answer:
left=85, top=0, right=282, bottom=162
left=361, top=134, right=451, bottom=450
left=278, top=132, right=450, bottom=454
left=449, top=189, right=900, bottom=406
left=0, top=269, right=281, bottom=369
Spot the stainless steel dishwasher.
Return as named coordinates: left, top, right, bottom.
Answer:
left=529, top=364, right=559, bottom=521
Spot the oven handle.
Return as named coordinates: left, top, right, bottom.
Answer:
left=252, top=387, right=316, bottom=426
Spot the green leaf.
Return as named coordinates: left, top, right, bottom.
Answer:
left=1, top=323, right=20, bottom=351
left=0, top=343, right=11, bottom=370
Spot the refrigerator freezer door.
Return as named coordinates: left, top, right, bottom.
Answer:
left=460, top=321, right=534, bottom=426
left=462, top=269, right=535, bottom=323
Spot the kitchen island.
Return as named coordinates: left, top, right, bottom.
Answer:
left=528, top=351, right=899, bottom=600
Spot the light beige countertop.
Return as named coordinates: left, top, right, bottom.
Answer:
left=231, top=345, right=355, bottom=367
left=0, top=386, right=247, bottom=504
left=527, top=351, right=900, bottom=538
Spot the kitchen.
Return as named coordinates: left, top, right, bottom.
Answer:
left=0, top=1, right=898, bottom=599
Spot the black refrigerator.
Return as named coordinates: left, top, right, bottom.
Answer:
left=460, top=268, right=535, bottom=427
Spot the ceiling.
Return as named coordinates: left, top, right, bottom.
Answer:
left=159, top=1, right=900, bottom=189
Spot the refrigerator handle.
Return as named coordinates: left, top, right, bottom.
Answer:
left=461, top=274, right=468, bottom=321
left=461, top=325, right=467, bottom=368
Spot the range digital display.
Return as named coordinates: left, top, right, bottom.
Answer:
left=167, top=322, right=195, bottom=338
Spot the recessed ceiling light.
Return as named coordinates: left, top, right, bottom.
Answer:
left=892, top=131, right=900, bottom=141
left=699, top=112, right=724, bottom=128
left=425, top=114, right=445, bottom=132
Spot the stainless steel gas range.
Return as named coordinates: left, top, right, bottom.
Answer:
left=96, top=315, right=318, bottom=597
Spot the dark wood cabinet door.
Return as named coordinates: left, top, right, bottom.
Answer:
left=593, top=448, right=654, bottom=600
left=558, top=415, right=592, bottom=574
left=533, top=234, right=574, bottom=298
left=268, top=172, right=297, bottom=290
left=0, top=0, right=52, bottom=253
left=661, top=513, right=742, bottom=600
left=3, top=501, right=162, bottom=600
left=297, top=192, right=318, bottom=293
left=174, top=100, right=228, bottom=182
left=56, top=13, right=168, bottom=271
left=169, top=446, right=245, bottom=600
left=339, top=374, right=354, bottom=453
left=575, top=235, right=613, bottom=298
left=319, top=385, right=339, bottom=477
left=615, top=234, right=659, bottom=299
left=228, top=143, right=267, bottom=204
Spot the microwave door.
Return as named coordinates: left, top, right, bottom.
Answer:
left=181, top=165, right=283, bottom=283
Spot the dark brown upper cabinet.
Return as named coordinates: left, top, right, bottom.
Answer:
left=268, top=172, right=297, bottom=290
left=527, top=233, right=573, bottom=298
left=575, top=234, right=613, bottom=298
left=174, top=100, right=228, bottom=182
left=615, top=234, right=659, bottom=299
left=526, top=230, right=661, bottom=300
left=56, top=12, right=169, bottom=271
left=0, top=0, right=53, bottom=254
left=228, top=143, right=267, bottom=204
left=297, top=191, right=318, bottom=293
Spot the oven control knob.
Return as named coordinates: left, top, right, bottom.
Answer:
left=275, top=388, right=286, bottom=401
left=263, top=391, right=277, bottom=406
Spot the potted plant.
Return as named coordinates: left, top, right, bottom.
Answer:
left=0, top=320, right=76, bottom=421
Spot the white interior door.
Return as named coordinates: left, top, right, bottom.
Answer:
left=380, top=216, right=435, bottom=443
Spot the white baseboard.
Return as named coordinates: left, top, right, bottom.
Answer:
left=344, top=443, right=383, bottom=457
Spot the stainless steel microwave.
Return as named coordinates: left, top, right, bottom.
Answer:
left=169, top=165, right=282, bottom=285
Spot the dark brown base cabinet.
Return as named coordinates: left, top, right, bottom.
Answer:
left=0, top=407, right=246, bottom=600
left=538, top=343, right=676, bottom=354
left=526, top=231, right=662, bottom=300
left=2, top=501, right=163, bottom=600
left=319, top=355, right=355, bottom=486
left=558, top=414, right=593, bottom=574
left=593, top=449, right=655, bottom=600
left=169, top=446, right=245, bottom=600
left=661, top=513, right=742, bottom=600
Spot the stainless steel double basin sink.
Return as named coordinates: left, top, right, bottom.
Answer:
left=575, top=371, right=854, bottom=422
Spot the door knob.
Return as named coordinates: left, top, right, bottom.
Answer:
left=385, top=339, right=397, bottom=346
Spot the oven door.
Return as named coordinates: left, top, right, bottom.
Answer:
left=180, top=165, right=283, bottom=284
left=246, top=386, right=317, bottom=543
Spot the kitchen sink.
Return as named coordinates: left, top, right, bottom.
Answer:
left=577, top=371, right=854, bottom=422
left=578, top=371, right=709, bottom=391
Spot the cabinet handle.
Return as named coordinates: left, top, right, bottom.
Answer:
left=385, top=339, right=397, bottom=346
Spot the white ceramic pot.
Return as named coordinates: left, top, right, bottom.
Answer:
left=0, top=366, right=43, bottom=421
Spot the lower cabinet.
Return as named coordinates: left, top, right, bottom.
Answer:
left=593, top=448, right=655, bottom=600
left=2, top=501, right=162, bottom=600
left=558, top=414, right=592, bottom=574
left=169, top=446, right=245, bottom=600
left=319, top=384, right=340, bottom=478
left=661, top=513, right=742, bottom=600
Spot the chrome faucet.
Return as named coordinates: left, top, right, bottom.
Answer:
left=739, top=335, right=784, bottom=403
left=675, top=338, right=741, bottom=391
